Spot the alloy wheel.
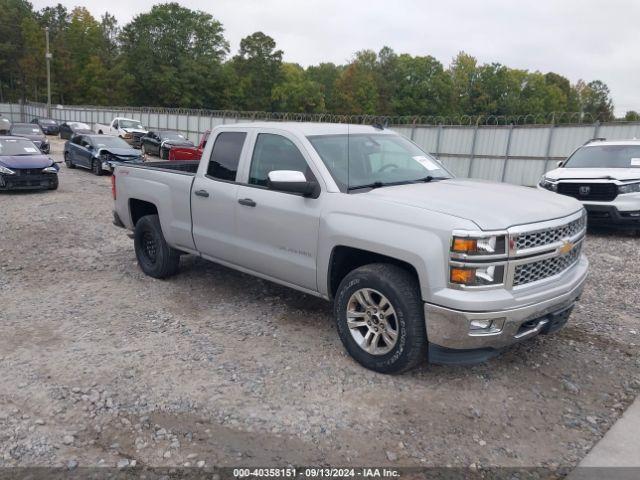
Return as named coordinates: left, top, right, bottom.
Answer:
left=346, top=288, right=399, bottom=355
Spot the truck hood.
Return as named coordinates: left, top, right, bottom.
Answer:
left=364, top=178, right=582, bottom=230
left=0, top=154, right=54, bottom=169
left=545, top=167, right=640, bottom=182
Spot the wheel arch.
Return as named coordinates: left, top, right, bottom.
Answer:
left=129, top=198, right=158, bottom=226
left=327, top=246, right=421, bottom=301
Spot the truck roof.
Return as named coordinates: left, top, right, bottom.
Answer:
left=221, top=122, right=396, bottom=136
left=584, top=139, right=640, bottom=147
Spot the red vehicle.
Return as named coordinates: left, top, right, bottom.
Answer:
left=168, top=130, right=210, bottom=161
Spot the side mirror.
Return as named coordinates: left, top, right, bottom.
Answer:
left=557, top=161, right=565, bottom=168
left=267, top=170, right=318, bottom=197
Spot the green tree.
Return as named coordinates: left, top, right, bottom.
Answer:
left=271, top=63, right=324, bottom=113
left=624, top=110, right=640, bottom=121
left=392, top=54, right=453, bottom=116
left=334, top=62, right=378, bottom=115
left=232, top=31, right=283, bottom=111
left=119, top=2, right=229, bottom=108
left=307, top=62, right=342, bottom=112
left=576, top=80, right=614, bottom=121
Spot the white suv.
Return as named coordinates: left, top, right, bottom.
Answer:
left=539, top=139, right=640, bottom=229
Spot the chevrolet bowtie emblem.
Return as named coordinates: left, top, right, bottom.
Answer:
left=559, top=240, right=574, bottom=255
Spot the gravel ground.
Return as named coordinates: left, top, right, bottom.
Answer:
left=0, top=137, right=639, bottom=471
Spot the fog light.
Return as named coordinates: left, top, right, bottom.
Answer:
left=469, top=318, right=505, bottom=335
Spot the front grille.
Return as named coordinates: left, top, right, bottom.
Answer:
left=557, top=182, right=617, bottom=202
left=13, top=169, right=51, bottom=176
left=515, top=213, right=586, bottom=250
left=513, top=244, right=582, bottom=286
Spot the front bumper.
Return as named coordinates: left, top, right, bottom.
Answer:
left=425, top=258, right=588, bottom=363
left=0, top=173, right=57, bottom=190
left=584, top=204, right=640, bottom=228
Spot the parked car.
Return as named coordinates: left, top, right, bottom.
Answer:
left=93, top=117, right=148, bottom=148
left=59, top=121, right=92, bottom=140
left=31, top=118, right=59, bottom=135
left=168, top=131, right=210, bottom=161
left=140, top=130, right=194, bottom=159
left=112, top=123, right=588, bottom=373
left=0, top=116, right=10, bottom=134
left=0, top=136, right=60, bottom=190
left=9, top=123, right=50, bottom=153
left=64, top=134, right=143, bottom=175
left=539, top=138, right=640, bottom=229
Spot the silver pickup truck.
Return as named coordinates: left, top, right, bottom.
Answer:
left=112, top=122, right=589, bottom=373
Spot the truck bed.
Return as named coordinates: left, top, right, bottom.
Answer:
left=125, top=160, right=200, bottom=175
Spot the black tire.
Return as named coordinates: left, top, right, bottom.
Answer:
left=64, top=152, right=75, bottom=169
left=134, top=214, right=180, bottom=279
left=49, top=177, right=59, bottom=190
left=334, top=263, right=427, bottom=374
left=92, top=158, right=103, bottom=176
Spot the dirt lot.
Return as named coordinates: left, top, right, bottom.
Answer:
left=0, top=137, right=639, bottom=471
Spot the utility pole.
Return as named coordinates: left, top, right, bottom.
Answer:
left=45, top=27, right=52, bottom=116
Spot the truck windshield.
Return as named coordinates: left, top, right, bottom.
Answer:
left=120, top=120, right=144, bottom=129
left=565, top=145, right=640, bottom=168
left=307, top=133, right=452, bottom=191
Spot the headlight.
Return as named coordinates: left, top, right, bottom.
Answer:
left=0, top=165, right=15, bottom=175
left=539, top=176, right=558, bottom=192
left=451, top=234, right=507, bottom=256
left=450, top=264, right=505, bottom=287
left=618, top=182, right=640, bottom=194
left=42, top=166, right=58, bottom=174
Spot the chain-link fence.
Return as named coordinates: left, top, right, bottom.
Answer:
left=2, top=101, right=640, bottom=186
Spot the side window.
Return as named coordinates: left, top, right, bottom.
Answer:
left=113, top=121, right=119, bottom=129
left=72, top=135, right=83, bottom=146
left=207, top=131, right=247, bottom=181
left=249, top=133, right=312, bottom=187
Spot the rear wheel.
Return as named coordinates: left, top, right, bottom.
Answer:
left=334, top=263, right=427, bottom=374
left=134, top=214, right=180, bottom=279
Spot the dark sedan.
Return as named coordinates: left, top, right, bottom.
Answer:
left=0, top=136, right=60, bottom=191
left=141, top=130, right=194, bottom=159
left=9, top=123, right=50, bottom=153
left=31, top=118, right=60, bottom=135
left=64, top=134, right=143, bottom=175
left=59, top=121, right=92, bottom=140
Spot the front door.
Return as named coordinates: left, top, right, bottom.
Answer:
left=191, top=130, right=249, bottom=264
left=234, top=132, right=321, bottom=291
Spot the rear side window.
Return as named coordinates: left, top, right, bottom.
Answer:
left=207, top=132, right=247, bottom=181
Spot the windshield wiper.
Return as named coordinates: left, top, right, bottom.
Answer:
left=412, top=176, right=449, bottom=183
left=347, top=181, right=387, bottom=191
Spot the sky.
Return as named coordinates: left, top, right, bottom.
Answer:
left=31, top=0, right=640, bottom=116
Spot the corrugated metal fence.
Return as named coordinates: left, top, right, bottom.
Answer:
left=3, top=102, right=640, bottom=186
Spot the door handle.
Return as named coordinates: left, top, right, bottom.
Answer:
left=194, top=189, right=209, bottom=198
left=238, top=198, right=256, bottom=207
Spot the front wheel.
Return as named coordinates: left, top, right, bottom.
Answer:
left=134, top=214, right=180, bottom=279
left=64, top=152, right=75, bottom=169
left=334, top=263, right=427, bottom=374
left=92, top=158, right=103, bottom=176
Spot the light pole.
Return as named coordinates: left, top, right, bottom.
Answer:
left=45, top=26, right=52, bottom=116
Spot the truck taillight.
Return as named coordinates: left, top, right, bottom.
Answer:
left=111, top=174, right=116, bottom=200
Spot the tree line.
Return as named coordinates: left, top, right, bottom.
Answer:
left=1, top=0, right=636, bottom=121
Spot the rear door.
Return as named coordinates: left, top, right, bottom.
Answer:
left=191, top=129, right=251, bottom=264
left=234, top=130, right=322, bottom=291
